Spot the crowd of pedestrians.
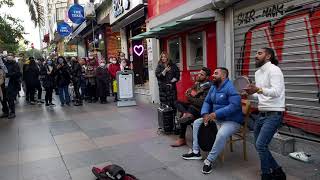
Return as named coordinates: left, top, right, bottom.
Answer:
left=0, top=52, right=131, bottom=119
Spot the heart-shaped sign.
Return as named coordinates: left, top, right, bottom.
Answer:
left=134, top=45, right=144, bottom=56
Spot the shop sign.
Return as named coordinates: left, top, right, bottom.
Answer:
left=68, top=4, right=85, bottom=24
left=113, top=0, right=130, bottom=18
left=57, top=22, right=72, bottom=37
left=133, top=44, right=144, bottom=56
left=110, top=0, right=143, bottom=25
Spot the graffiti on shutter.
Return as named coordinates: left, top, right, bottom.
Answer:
left=234, top=0, right=320, bottom=135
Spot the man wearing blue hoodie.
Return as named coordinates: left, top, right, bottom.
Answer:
left=182, top=67, right=243, bottom=174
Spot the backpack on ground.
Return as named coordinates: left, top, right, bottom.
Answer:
left=92, top=164, right=138, bottom=180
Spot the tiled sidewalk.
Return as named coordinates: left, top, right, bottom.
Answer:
left=0, top=98, right=318, bottom=180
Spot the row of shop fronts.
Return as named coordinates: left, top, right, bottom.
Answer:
left=64, top=0, right=319, bottom=138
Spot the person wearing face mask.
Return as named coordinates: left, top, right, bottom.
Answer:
left=23, top=57, right=41, bottom=105
left=43, top=59, right=56, bottom=106
left=2, top=54, right=21, bottom=119
left=56, top=56, right=71, bottom=106
left=95, top=60, right=110, bottom=104
left=118, top=52, right=131, bottom=70
left=108, top=57, right=120, bottom=102
left=85, top=58, right=97, bottom=103
left=70, top=56, right=83, bottom=106
left=120, top=59, right=130, bottom=71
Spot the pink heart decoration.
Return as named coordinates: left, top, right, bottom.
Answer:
left=133, top=45, right=144, bottom=56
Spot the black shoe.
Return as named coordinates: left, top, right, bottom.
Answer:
left=45, top=103, right=50, bottom=106
left=74, top=102, right=82, bottom=106
left=261, top=173, right=273, bottom=180
left=0, top=114, right=8, bottom=118
left=202, top=159, right=212, bottom=174
left=30, top=101, right=36, bottom=105
left=182, top=151, right=202, bottom=160
left=49, top=103, right=56, bottom=107
left=66, top=103, right=71, bottom=106
left=8, top=113, right=16, bottom=119
left=272, top=167, right=286, bottom=180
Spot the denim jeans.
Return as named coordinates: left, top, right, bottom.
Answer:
left=192, top=118, right=240, bottom=162
left=58, top=85, right=70, bottom=105
left=254, top=113, right=283, bottom=174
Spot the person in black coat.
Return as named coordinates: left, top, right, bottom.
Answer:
left=56, top=56, right=71, bottom=106
left=155, top=51, right=180, bottom=109
left=43, top=59, right=56, bottom=106
left=3, top=54, right=21, bottom=119
left=23, top=57, right=40, bottom=105
left=70, top=56, right=83, bottom=106
left=95, top=60, right=110, bottom=104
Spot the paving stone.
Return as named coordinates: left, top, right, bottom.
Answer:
left=62, top=149, right=110, bottom=170
left=48, top=120, right=81, bottom=136
left=84, top=127, right=118, bottom=138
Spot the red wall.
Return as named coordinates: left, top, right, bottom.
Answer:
left=148, top=0, right=187, bottom=20
left=161, top=22, right=217, bottom=102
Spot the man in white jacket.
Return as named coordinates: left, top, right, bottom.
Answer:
left=244, top=47, right=286, bottom=180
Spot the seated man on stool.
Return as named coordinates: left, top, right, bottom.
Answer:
left=171, top=67, right=211, bottom=147
left=181, top=67, right=243, bottom=174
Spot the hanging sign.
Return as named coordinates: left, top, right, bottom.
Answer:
left=133, top=44, right=144, bottom=56
left=68, top=4, right=85, bottom=24
left=57, top=22, right=72, bottom=37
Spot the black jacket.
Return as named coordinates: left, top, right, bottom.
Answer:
left=71, top=61, right=82, bottom=82
left=23, top=63, right=40, bottom=88
left=56, top=64, right=71, bottom=87
left=43, top=65, right=56, bottom=89
left=5, top=60, right=21, bottom=95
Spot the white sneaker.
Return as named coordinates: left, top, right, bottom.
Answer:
left=289, top=152, right=311, bottom=162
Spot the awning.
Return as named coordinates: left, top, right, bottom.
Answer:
left=70, top=21, right=87, bottom=40
left=130, top=10, right=217, bottom=40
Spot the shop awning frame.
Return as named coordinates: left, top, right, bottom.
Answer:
left=130, top=10, right=217, bottom=40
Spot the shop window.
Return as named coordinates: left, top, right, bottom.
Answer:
left=168, top=38, right=181, bottom=66
left=187, top=31, right=206, bottom=70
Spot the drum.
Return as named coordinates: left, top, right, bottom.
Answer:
left=198, top=121, right=218, bottom=152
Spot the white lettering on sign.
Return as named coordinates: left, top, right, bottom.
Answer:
left=112, top=0, right=130, bottom=18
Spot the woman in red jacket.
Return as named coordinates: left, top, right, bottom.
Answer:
left=108, top=57, right=120, bottom=102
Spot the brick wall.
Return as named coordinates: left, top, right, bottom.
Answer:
left=104, top=26, right=120, bottom=61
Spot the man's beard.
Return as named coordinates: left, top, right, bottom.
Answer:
left=255, top=58, right=265, bottom=68
left=212, top=78, right=221, bottom=86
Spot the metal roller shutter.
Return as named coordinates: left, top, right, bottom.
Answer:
left=233, top=0, right=320, bottom=136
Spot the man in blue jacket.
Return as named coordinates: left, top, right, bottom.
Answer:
left=182, top=67, right=243, bottom=174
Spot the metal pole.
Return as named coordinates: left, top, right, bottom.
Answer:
left=92, top=21, right=95, bottom=49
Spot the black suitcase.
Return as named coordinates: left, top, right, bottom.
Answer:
left=157, top=104, right=175, bottom=134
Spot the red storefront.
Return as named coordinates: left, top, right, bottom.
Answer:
left=140, top=0, right=219, bottom=102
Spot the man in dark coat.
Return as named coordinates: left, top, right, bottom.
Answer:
left=171, top=67, right=212, bottom=147
left=95, top=60, right=110, bottom=104
left=2, top=54, right=22, bottom=119
left=71, top=57, right=83, bottom=106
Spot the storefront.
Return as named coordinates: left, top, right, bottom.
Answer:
left=231, top=0, right=320, bottom=136
left=109, top=0, right=148, bottom=85
left=134, top=0, right=222, bottom=103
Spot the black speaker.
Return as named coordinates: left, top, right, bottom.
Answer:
left=157, top=105, right=174, bottom=134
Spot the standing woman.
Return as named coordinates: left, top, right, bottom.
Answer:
left=43, top=59, right=56, bottom=106
left=56, top=56, right=71, bottom=106
left=155, top=51, right=180, bottom=108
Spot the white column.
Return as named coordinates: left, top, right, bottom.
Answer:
left=215, top=12, right=225, bottom=68
left=120, top=28, right=128, bottom=58
left=224, top=7, right=234, bottom=79
left=147, top=38, right=160, bottom=104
